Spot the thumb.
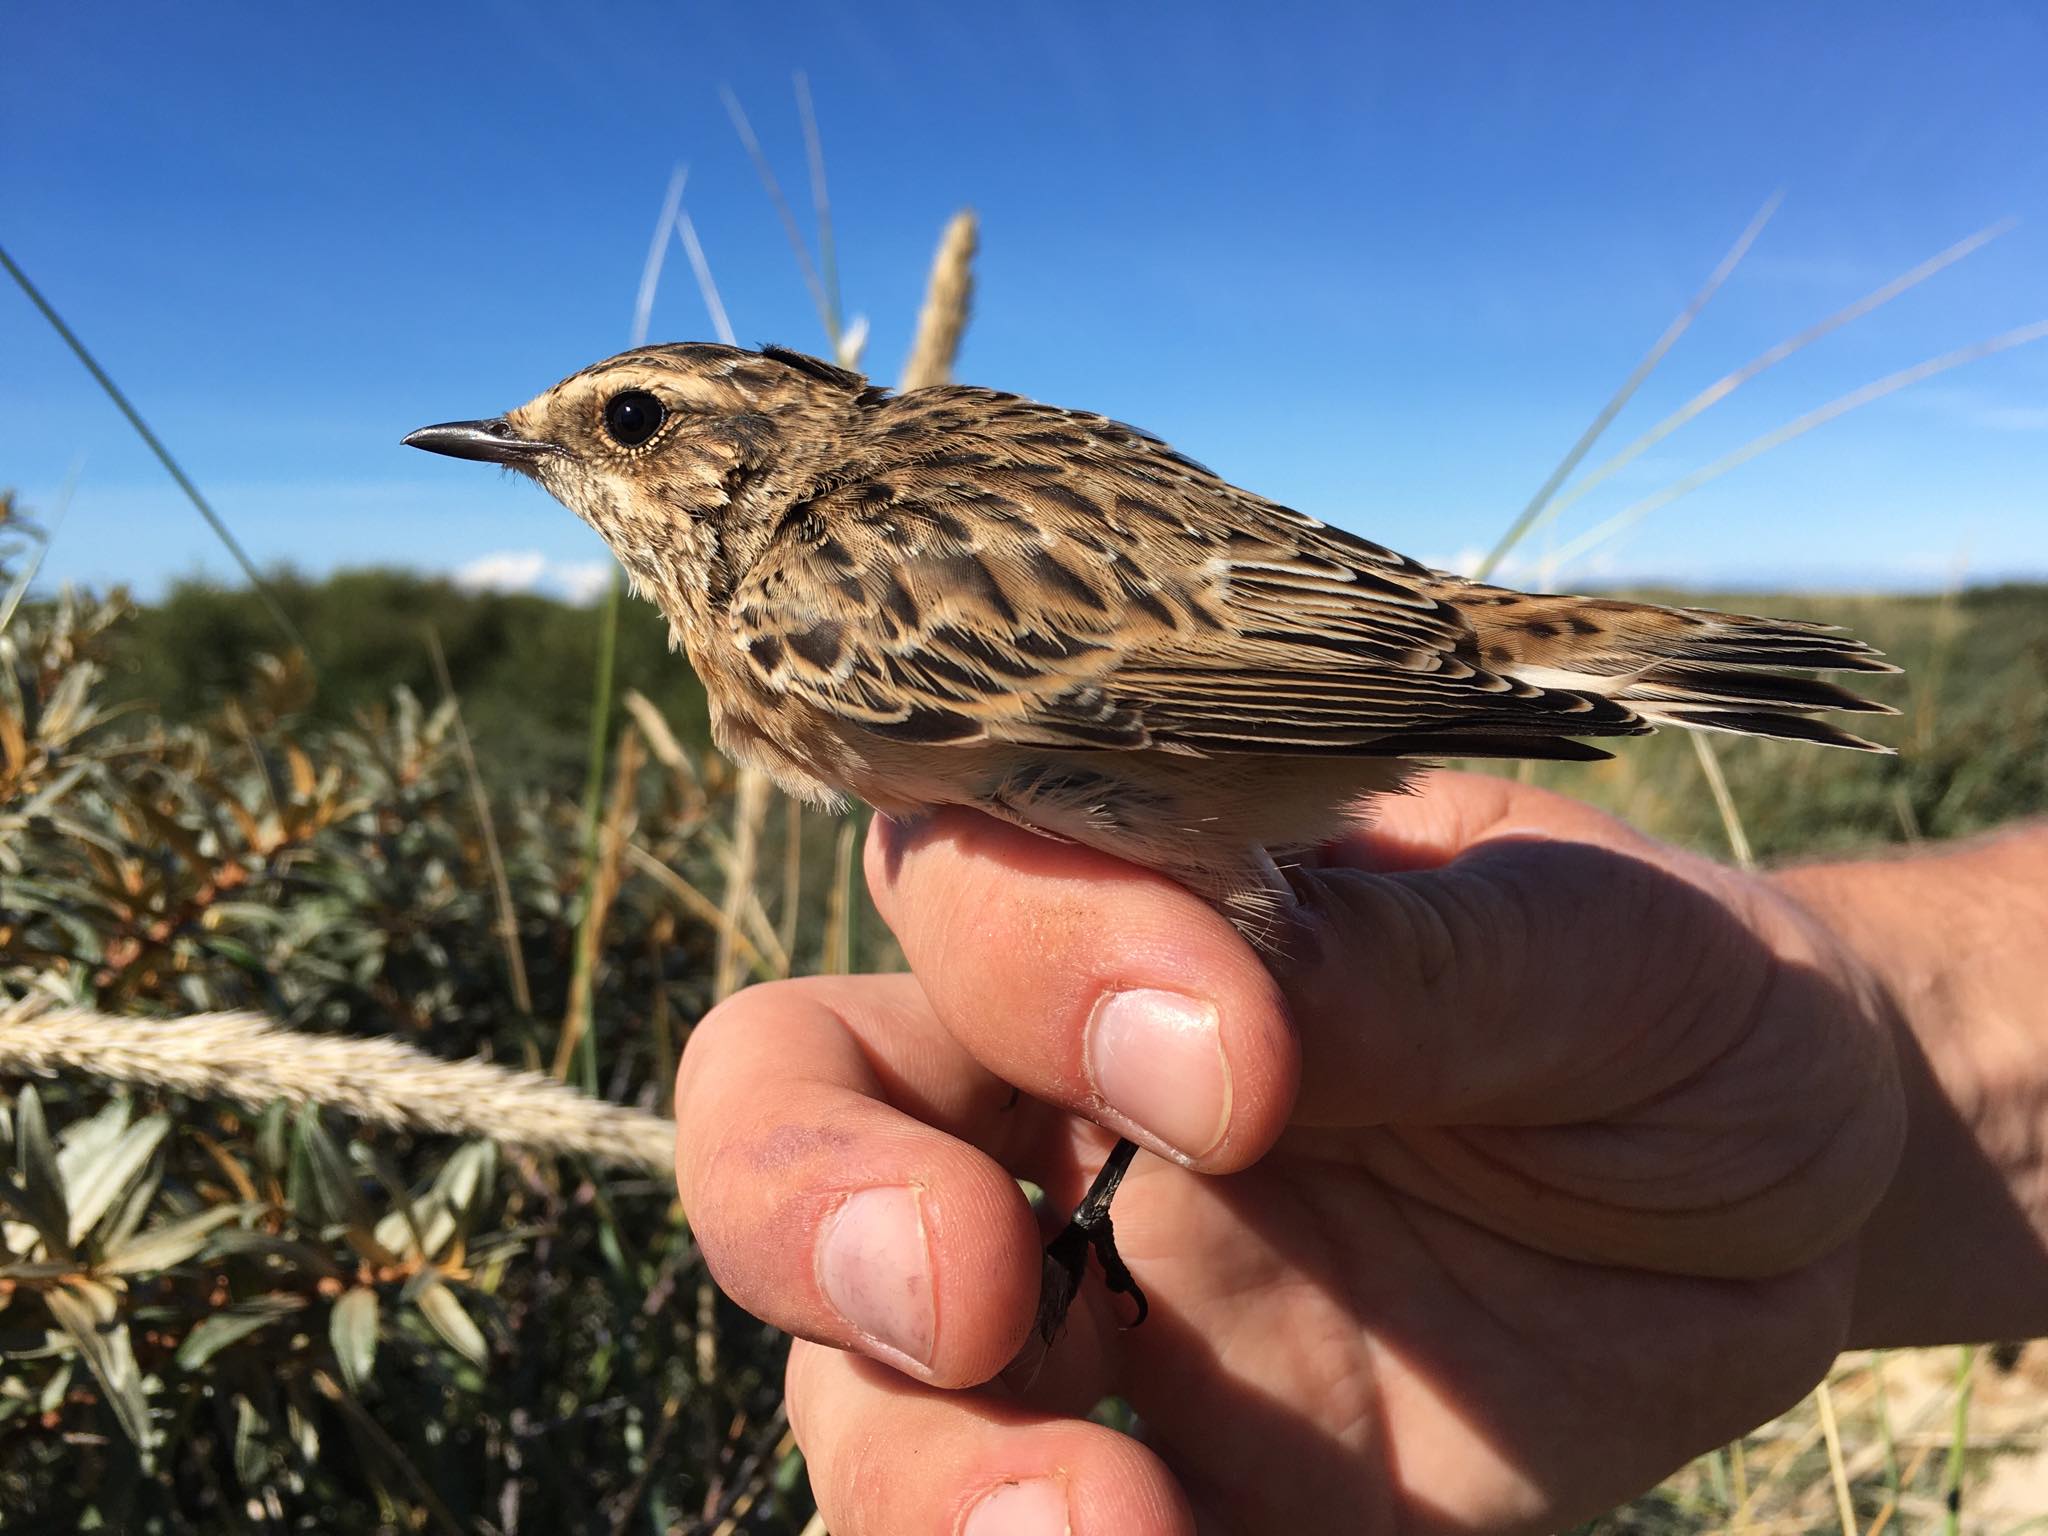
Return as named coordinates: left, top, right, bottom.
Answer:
left=1280, top=785, right=1779, bottom=1127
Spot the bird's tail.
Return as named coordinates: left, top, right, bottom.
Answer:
left=1458, top=586, right=1900, bottom=753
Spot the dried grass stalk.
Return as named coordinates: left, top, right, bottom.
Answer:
left=822, top=813, right=859, bottom=975
left=625, top=840, right=776, bottom=980
left=554, top=724, right=643, bottom=1079
left=621, top=687, right=705, bottom=815
left=714, top=766, right=773, bottom=1000
left=778, top=796, right=803, bottom=968
left=900, top=210, right=978, bottom=393
left=427, top=626, right=532, bottom=1014
left=0, top=1001, right=674, bottom=1172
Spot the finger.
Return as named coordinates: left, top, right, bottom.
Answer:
left=1325, top=768, right=1658, bottom=873
left=868, top=778, right=1772, bottom=1135
left=674, top=975, right=1043, bottom=1387
left=1282, top=773, right=1773, bottom=1124
left=867, top=809, right=1301, bottom=1173
left=787, top=1340, right=1196, bottom=1536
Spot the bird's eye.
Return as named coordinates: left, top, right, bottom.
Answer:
left=602, top=390, right=666, bottom=447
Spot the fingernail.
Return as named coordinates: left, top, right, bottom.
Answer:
left=962, top=1477, right=1070, bottom=1536
left=1085, top=988, right=1230, bottom=1162
left=816, top=1186, right=935, bottom=1371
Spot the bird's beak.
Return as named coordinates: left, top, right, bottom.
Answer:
left=402, top=418, right=556, bottom=465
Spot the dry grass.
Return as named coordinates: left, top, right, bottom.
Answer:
left=5, top=92, right=2043, bottom=1527
left=0, top=999, right=675, bottom=1170
left=901, top=210, right=978, bottom=392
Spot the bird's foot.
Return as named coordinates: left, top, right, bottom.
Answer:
left=1033, top=1138, right=1149, bottom=1346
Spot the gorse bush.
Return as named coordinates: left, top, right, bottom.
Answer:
left=0, top=494, right=826, bottom=1532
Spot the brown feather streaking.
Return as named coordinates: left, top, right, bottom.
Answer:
left=405, top=344, right=1898, bottom=1343
left=407, top=342, right=1894, bottom=930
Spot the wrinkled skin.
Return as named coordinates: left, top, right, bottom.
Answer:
left=675, top=775, right=1905, bottom=1535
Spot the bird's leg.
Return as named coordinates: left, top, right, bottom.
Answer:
left=1032, top=849, right=1297, bottom=1346
left=1035, top=1136, right=1147, bottom=1345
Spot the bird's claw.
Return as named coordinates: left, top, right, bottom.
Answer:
left=1033, top=1139, right=1150, bottom=1344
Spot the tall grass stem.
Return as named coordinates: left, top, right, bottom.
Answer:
left=0, top=241, right=307, bottom=660
left=720, top=86, right=835, bottom=345
left=901, top=212, right=979, bottom=392
left=794, top=72, right=844, bottom=344
left=1550, top=318, right=2048, bottom=570
left=1477, top=192, right=1782, bottom=579
left=426, top=625, right=533, bottom=1014
left=676, top=210, right=739, bottom=347
left=562, top=571, right=622, bottom=1083
left=1814, top=1380, right=1858, bottom=1536
left=1525, top=218, right=2013, bottom=546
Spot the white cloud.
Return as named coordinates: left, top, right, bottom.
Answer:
left=555, top=561, right=614, bottom=603
left=1423, top=546, right=1548, bottom=583
left=452, top=549, right=617, bottom=602
left=455, top=549, right=549, bottom=592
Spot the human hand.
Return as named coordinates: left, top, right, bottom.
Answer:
left=674, top=773, right=1906, bottom=1534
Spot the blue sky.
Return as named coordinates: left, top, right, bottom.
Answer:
left=5, top=3, right=2045, bottom=601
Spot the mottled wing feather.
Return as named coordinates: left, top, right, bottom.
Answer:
left=726, top=390, right=1649, bottom=758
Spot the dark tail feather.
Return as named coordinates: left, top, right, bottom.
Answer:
left=1627, top=664, right=1898, bottom=716
left=1641, top=709, right=1892, bottom=753
left=1666, top=611, right=1902, bottom=674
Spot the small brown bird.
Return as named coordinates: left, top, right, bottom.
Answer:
left=406, top=342, right=1896, bottom=1336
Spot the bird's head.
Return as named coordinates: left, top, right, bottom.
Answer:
left=404, top=342, right=879, bottom=610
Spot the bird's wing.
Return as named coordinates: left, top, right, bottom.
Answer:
left=723, top=391, right=1647, bottom=758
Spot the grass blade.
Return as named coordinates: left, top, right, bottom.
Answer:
left=312, top=1370, right=466, bottom=1536
left=794, top=72, right=844, bottom=344
left=624, top=841, right=777, bottom=981
left=0, top=240, right=307, bottom=660
left=1690, top=733, right=1755, bottom=871
left=1478, top=191, right=1782, bottom=578
left=1529, top=218, right=2014, bottom=544
left=632, top=164, right=690, bottom=349
left=1813, top=1379, right=1858, bottom=1536
left=562, top=571, right=622, bottom=1086
left=676, top=206, right=739, bottom=347
left=425, top=626, right=531, bottom=1014
left=823, top=812, right=860, bottom=976
left=720, top=85, right=834, bottom=345
left=779, top=795, right=803, bottom=968
left=563, top=165, right=699, bottom=1086
left=556, top=718, right=640, bottom=1084
left=714, top=767, right=773, bottom=1000
left=1549, top=317, right=2048, bottom=570
left=0, top=458, right=79, bottom=638
left=1943, top=1345, right=1976, bottom=1536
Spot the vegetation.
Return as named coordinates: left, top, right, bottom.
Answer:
left=4, top=487, right=2046, bottom=1529
left=102, top=568, right=713, bottom=794
left=1515, top=581, right=2048, bottom=860
left=0, top=498, right=852, bottom=1532
left=100, top=567, right=2048, bottom=857
left=5, top=142, right=2044, bottom=1532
